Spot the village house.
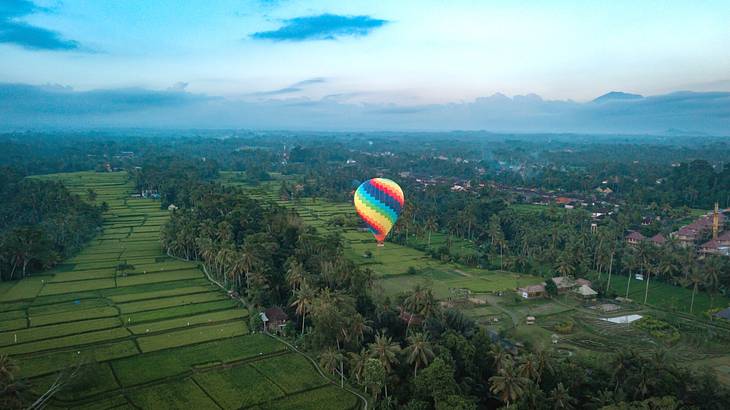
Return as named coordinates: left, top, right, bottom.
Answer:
left=574, top=284, right=598, bottom=300
left=517, top=284, right=546, bottom=299
left=259, top=307, right=289, bottom=334
left=625, top=231, right=645, bottom=246
left=551, top=276, right=578, bottom=293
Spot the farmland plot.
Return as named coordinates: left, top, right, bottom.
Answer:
left=1, top=172, right=358, bottom=409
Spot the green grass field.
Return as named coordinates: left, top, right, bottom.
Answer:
left=2, top=171, right=359, bottom=409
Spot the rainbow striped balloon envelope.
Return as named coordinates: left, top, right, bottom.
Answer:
left=353, top=178, right=405, bottom=246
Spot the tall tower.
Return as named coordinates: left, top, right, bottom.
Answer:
left=713, top=202, right=720, bottom=240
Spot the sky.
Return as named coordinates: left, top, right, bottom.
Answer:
left=1, top=0, right=729, bottom=132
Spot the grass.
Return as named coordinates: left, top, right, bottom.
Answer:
left=3, top=327, right=130, bottom=355
left=111, top=334, right=284, bottom=386
left=259, top=385, right=360, bottom=410
left=128, top=309, right=248, bottom=335
left=18, top=340, right=140, bottom=378
left=250, top=353, right=327, bottom=394
left=117, top=291, right=225, bottom=314
left=127, top=378, right=217, bottom=409
left=29, top=306, right=119, bottom=327
left=193, top=364, right=286, bottom=409
left=125, top=299, right=238, bottom=323
left=597, top=273, right=730, bottom=316
left=0, top=317, right=120, bottom=347
left=136, top=321, right=248, bottom=353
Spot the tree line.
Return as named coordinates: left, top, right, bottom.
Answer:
left=0, top=167, right=103, bottom=281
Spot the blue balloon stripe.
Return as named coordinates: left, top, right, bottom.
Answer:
left=357, top=186, right=398, bottom=222
left=362, top=181, right=402, bottom=215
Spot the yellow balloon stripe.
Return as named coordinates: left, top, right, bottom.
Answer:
left=354, top=194, right=393, bottom=233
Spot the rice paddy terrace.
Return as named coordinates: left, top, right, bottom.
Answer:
left=0, top=171, right=359, bottom=409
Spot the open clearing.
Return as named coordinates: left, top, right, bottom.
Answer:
left=2, top=171, right=358, bottom=409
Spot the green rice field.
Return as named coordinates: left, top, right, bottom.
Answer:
left=2, top=171, right=359, bottom=409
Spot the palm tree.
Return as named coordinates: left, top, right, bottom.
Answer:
left=490, top=344, right=512, bottom=372
left=285, top=260, right=307, bottom=291
left=703, top=256, right=723, bottom=309
left=489, top=361, right=529, bottom=407
left=404, top=332, right=434, bottom=377
left=555, top=252, right=575, bottom=277
left=348, top=349, right=369, bottom=384
left=319, top=347, right=343, bottom=377
left=424, top=216, right=438, bottom=248
left=290, top=284, right=315, bottom=337
left=549, top=382, right=575, bottom=409
left=368, top=331, right=401, bottom=373
left=517, top=354, right=540, bottom=382
left=403, top=285, right=426, bottom=334
left=686, top=266, right=704, bottom=314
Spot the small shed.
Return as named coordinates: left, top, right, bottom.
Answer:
left=526, top=316, right=536, bottom=325
left=260, top=307, right=289, bottom=334
left=517, top=284, right=546, bottom=299
left=574, top=285, right=598, bottom=300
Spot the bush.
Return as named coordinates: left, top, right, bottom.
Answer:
left=554, top=320, right=574, bottom=334
left=633, top=316, right=680, bottom=344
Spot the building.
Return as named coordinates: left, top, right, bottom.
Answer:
left=574, top=285, right=598, bottom=300
left=517, top=284, right=546, bottom=299
left=260, top=307, right=289, bottom=334
left=551, top=276, right=577, bottom=293
left=714, top=307, right=730, bottom=321
left=649, top=234, right=666, bottom=246
left=625, top=231, right=645, bottom=246
left=699, top=239, right=730, bottom=256
left=671, top=207, right=726, bottom=248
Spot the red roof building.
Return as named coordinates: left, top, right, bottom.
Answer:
left=649, top=234, right=666, bottom=246
left=625, top=231, right=645, bottom=246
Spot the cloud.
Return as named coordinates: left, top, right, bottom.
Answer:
left=1, top=83, right=728, bottom=135
left=250, top=14, right=388, bottom=41
left=0, top=0, right=80, bottom=50
left=290, top=77, right=326, bottom=87
left=250, top=77, right=327, bottom=96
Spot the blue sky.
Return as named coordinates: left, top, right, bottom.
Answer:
left=1, top=1, right=729, bottom=132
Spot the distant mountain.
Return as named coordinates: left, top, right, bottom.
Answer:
left=1, top=83, right=728, bottom=135
left=592, top=91, right=644, bottom=103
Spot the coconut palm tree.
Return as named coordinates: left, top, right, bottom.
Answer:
left=348, top=349, right=369, bottom=384
left=424, top=216, right=438, bottom=248
left=403, top=285, right=426, bottom=334
left=702, top=256, right=723, bottom=309
left=404, top=332, right=434, bottom=377
left=517, top=354, right=540, bottom=382
left=319, top=347, right=343, bottom=377
left=368, top=331, right=401, bottom=373
left=549, top=382, right=575, bottom=409
left=489, top=361, right=529, bottom=407
left=555, top=252, right=575, bottom=277
left=285, top=260, right=307, bottom=291
left=490, top=344, right=512, bottom=372
left=686, top=267, right=704, bottom=314
left=290, top=284, right=315, bottom=337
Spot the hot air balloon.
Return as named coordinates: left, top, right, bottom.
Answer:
left=353, top=178, right=404, bottom=246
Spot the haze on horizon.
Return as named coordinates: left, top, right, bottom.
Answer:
left=1, top=0, right=729, bottom=133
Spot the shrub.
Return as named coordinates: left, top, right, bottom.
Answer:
left=554, top=320, right=574, bottom=334
left=633, top=316, right=680, bottom=345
